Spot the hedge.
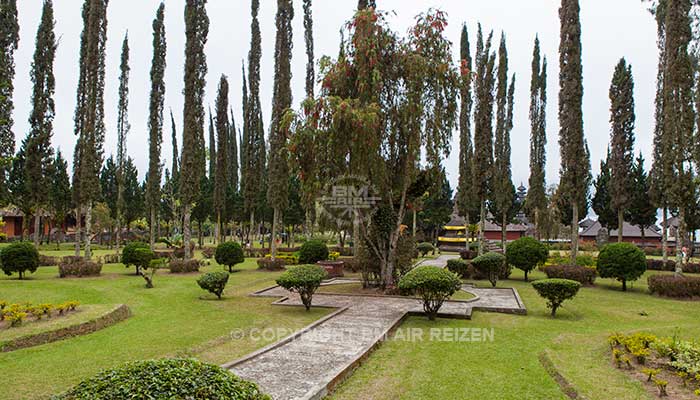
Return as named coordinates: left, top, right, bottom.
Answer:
left=298, top=240, right=329, bottom=264
left=54, top=358, right=270, bottom=400
left=276, top=265, right=327, bottom=310
left=543, top=265, right=596, bottom=285
left=169, top=259, right=201, bottom=274
left=58, top=259, right=103, bottom=278
left=532, top=279, right=581, bottom=317
left=398, top=266, right=462, bottom=321
left=257, top=257, right=286, bottom=271
left=646, top=259, right=700, bottom=274
left=648, top=275, right=700, bottom=298
left=416, top=242, right=435, bottom=257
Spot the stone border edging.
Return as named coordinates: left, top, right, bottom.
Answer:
left=538, top=351, right=581, bottom=399
left=0, top=304, right=131, bottom=352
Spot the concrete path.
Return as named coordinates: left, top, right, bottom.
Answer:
left=415, top=253, right=459, bottom=268
left=224, top=278, right=525, bottom=400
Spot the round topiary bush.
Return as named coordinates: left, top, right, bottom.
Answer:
left=197, top=271, right=230, bottom=299
left=0, top=242, right=39, bottom=279
left=276, top=264, right=328, bottom=310
left=532, top=278, right=581, bottom=317
left=298, top=240, right=329, bottom=264
left=215, top=242, right=245, bottom=273
left=416, top=242, right=435, bottom=257
left=122, top=242, right=150, bottom=272
left=54, top=358, right=270, bottom=400
left=398, top=266, right=462, bottom=321
left=472, top=252, right=507, bottom=287
left=506, top=237, right=548, bottom=281
left=597, top=242, right=646, bottom=291
left=446, top=258, right=470, bottom=278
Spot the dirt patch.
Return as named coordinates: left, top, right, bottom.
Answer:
left=539, top=351, right=580, bottom=399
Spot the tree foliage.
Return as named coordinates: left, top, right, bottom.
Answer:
left=526, top=36, right=548, bottom=233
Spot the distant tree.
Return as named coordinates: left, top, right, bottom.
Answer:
left=303, top=0, right=314, bottom=98
left=608, top=58, right=636, bottom=243
left=0, top=0, right=19, bottom=205
left=146, top=2, right=167, bottom=251
left=49, top=150, right=71, bottom=247
left=284, top=175, right=305, bottom=246
left=25, top=0, right=57, bottom=246
left=207, top=108, right=216, bottom=180
left=418, top=169, right=454, bottom=243
left=558, top=0, right=591, bottom=264
left=357, top=0, right=376, bottom=9
left=170, top=109, right=179, bottom=180
left=99, top=156, right=118, bottom=223
left=592, top=152, right=617, bottom=233
left=115, top=34, right=131, bottom=252
left=8, top=145, right=31, bottom=239
left=628, top=153, right=657, bottom=244
left=227, top=108, right=239, bottom=191
left=214, top=76, right=229, bottom=243
left=180, top=0, right=209, bottom=259
left=526, top=36, right=548, bottom=238
left=122, top=157, right=143, bottom=235
left=472, top=25, right=496, bottom=256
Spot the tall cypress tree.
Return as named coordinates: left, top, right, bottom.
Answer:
left=146, top=2, right=166, bottom=250
left=455, top=24, right=479, bottom=248
left=49, top=150, right=71, bottom=247
left=526, top=35, right=548, bottom=238
left=240, top=64, right=248, bottom=200
left=268, top=0, right=294, bottom=258
left=115, top=33, right=130, bottom=253
left=608, top=58, right=636, bottom=243
left=357, top=0, right=376, bottom=9
left=227, top=108, right=239, bottom=191
left=25, top=0, right=57, bottom=245
left=662, top=0, right=695, bottom=254
left=558, top=0, right=590, bottom=264
left=170, top=108, right=178, bottom=179
left=208, top=108, right=216, bottom=180
left=490, top=34, right=516, bottom=250
left=0, top=0, right=19, bottom=206
left=592, top=151, right=617, bottom=233
left=629, top=153, right=657, bottom=244
left=74, top=0, right=109, bottom=260
left=180, top=0, right=209, bottom=259
left=303, top=0, right=314, bottom=98
left=214, top=76, right=229, bottom=243
left=472, top=24, right=496, bottom=255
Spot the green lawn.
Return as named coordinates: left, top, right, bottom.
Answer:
left=329, top=269, right=700, bottom=400
left=0, top=254, right=330, bottom=400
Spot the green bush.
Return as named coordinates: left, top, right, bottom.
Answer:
left=54, top=358, right=270, bottom=400
left=446, top=258, right=470, bottom=278
left=197, top=271, right=230, bottom=299
left=215, top=242, right=245, bottom=272
left=122, top=242, right=150, bottom=272
left=417, top=242, right=435, bottom=257
left=0, top=242, right=39, bottom=279
left=398, top=266, right=462, bottom=321
left=58, top=259, right=102, bottom=278
left=257, top=257, right=286, bottom=271
left=472, top=252, right=507, bottom=287
left=532, top=278, right=581, bottom=317
left=169, top=259, right=201, bottom=273
left=298, top=240, right=329, bottom=264
left=597, top=243, right=646, bottom=291
left=506, top=237, right=548, bottom=281
left=543, top=264, right=596, bottom=285
left=276, top=264, right=327, bottom=310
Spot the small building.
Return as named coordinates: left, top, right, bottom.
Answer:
left=0, top=207, right=71, bottom=240
left=437, top=209, right=528, bottom=251
left=579, top=220, right=662, bottom=245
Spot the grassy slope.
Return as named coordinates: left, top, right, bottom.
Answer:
left=0, top=255, right=329, bottom=400
left=330, top=269, right=700, bottom=400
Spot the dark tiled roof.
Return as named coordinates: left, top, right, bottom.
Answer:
left=580, top=220, right=661, bottom=239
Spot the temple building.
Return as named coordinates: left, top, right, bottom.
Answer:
left=437, top=206, right=528, bottom=251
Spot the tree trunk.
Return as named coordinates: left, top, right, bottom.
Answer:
left=662, top=207, right=668, bottom=263
left=198, top=221, right=203, bottom=249
left=305, top=209, right=312, bottom=239
left=412, top=209, right=417, bottom=237
left=640, top=225, right=646, bottom=248
left=678, top=207, right=686, bottom=274
left=248, top=210, right=255, bottom=245
left=501, top=212, right=507, bottom=251
left=622, top=279, right=627, bottom=292
left=479, top=201, right=486, bottom=256
left=217, top=211, right=222, bottom=245
left=570, top=202, right=579, bottom=265
left=116, top=214, right=122, bottom=255
left=271, top=207, right=279, bottom=259
left=183, top=204, right=192, bottom=259
left=353, top=212, right=360, bottom=258
left=33, top=211, right=41, bottom=247
left=85, top=202, right=93, bottom=261
left=150, top=207, right=156, bottom=251
left=617, top=209, right=624, bottom=243
left=535, top=208, right=540, bottom=240
left=74, top=206, right=81, bottom=257
left=464, top=213, right=470, bottom=251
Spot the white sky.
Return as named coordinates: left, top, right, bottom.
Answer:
left=9, top=0, right=658, bottom=192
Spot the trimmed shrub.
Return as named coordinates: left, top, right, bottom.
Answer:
left=459, top=249, right=477, bottom=260
left=472, top=252, right=507, bottom=287
left=597, top=243, right=646, bottom=291
left=0, top=242, right=39, bottom=279
left=257, top=257, right=286, bottom=271
left=417, top=242, right=435, bottom=257
left=543, top=265, right=597, bottom=285
left=122, top=242, right=150, bottom=272
left=398, top=266, right=462, bottom=321
left=201, top=247, right=215, bottom=259
left=54, top=358, right=270, bottom=400
left=102, top=253, right=121, bottom=264
left=506, top=237, right=548, bottom=281
left=215, top=242, right=245, bottom=272
left=532, top=278, right=581, bottom=317
left=173, top=242, right=196, bottom=259
left=646, top=259, right=700, bottom=274
left=197, top=272, right=230, bottom=299
left=169, top=259, right=201, bottom=273
left=298, top=240, right=329, bottom=264
left=446, top=258, right=470, bottom=278
left=39, top=255, right=59, bottom=267
left=276, top=265, right=327, bottom=310
left=648, top=275, right=700, bottom=298
left=58, top=259, right=103, bottom=278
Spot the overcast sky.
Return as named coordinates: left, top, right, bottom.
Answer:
left=10, top=0, right=658, bottom=192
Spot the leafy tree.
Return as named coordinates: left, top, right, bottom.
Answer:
left=227, top=108, right=239, bottom=191
left=398, top=266, right=462, bottom=321
left=25, top=0, right=57, bottom=246
left=0, top=242, right=39, bottom=280
left=49, top=150, right=71, bottom=247
left=122, top=158, right=144, bottom=235
left=597, top=242, right=646, bottom=291
left=526, top=36, right=548, bottom=237
left=0, top=0, right=19, bottom=205
left=592, top=152, right=617, bottom=233
left=609, top=58, right=636, bottom=243
left=197, top=271, right=229, bottom=300
left=283, top=175, right=305, bottom=245
left=146, top=3, right=167, bottom=250
left=472, top=252, right=506, bottom=287
left=169, top=109, right=179, bottom=180
left=214, top=76, right=229, bottom=243
left=629, top=154, right=657, bottom=245
left=276, top=264, right=327, bottom=311
left=99, top=156, right=118, bottom=222
left=532, top=279, right=581, bottom=317
left=418, top=169, right=453, bottom=243
left=8, top=146, right=31, bottom=239
left=115, top=34, right=130, bottom=252
left=180, top=0, right=209, bottom=259
left=506, top=237, right=548, bottom=281
left=268, top=0, right=294, bottom=259
left=214, top=242, right=244, bottom=273
left=558, top=0, right=591, bottom=264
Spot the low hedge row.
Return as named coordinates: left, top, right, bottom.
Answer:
left=646, top=259, right=700, bottom=274
left=543, top=265, right=597, bottom=285
left=58, top=260, right=102, bottom=278
left=648, top=275, right=700, bottom=298
left=257, top=258, right=285, bottom=271
left=168, top=259, right=201, bottom=273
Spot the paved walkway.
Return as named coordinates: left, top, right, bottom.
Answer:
left=224, top=269, right=526, bottom=400
left=415, top=253, right=460, bottom=267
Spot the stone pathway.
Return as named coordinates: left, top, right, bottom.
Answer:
left=415, top=253, right=459, bottom=268
left=224, top=275, right=526, bottom=400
